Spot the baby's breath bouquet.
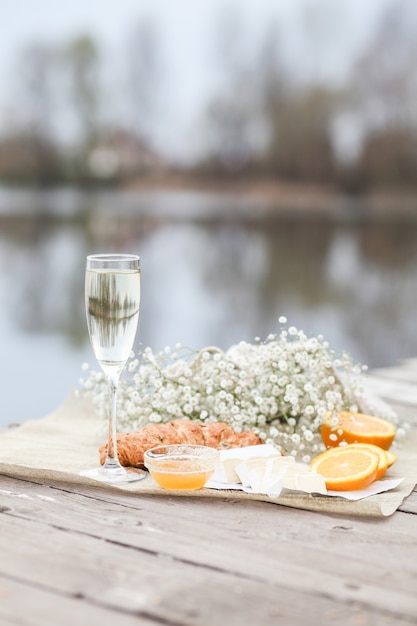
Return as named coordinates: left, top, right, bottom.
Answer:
left=80, top=319, right=398, bottom=462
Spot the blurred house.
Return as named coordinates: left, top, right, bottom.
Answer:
left=87, top=129, right=166, bottom=180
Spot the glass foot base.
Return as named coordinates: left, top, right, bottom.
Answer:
left=79, top=466, right=147, bottom=484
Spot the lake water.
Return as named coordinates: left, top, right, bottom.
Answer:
left=2, top=185, right=417, bottom=426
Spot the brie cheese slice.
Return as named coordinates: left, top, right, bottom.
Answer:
left=212, top=444, right=280, bottom=483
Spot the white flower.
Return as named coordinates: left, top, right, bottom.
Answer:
left=303, top=429, right=314, bottom=442
left=81, top=321, right=398, bottom=460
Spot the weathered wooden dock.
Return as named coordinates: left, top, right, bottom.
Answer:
left=0, top=361, right=416, bottom=626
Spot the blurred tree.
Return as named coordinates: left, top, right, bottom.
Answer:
left=126, top=17, right=162, bottom=143
left=64, top=35, right=101, bottom=175
left=201, top=8, right=339, bottom=183
left=258, top=3, right=341, bottom=183
left=0, top=131, right=60, bottom=185
left=352, top=1, right=417, bottom=129
left=204, top=87, right=260, bottom=174
left=5, top=42, right=61, bottom=184
left=359, top=128, right=417, bottom=187
left=200, top=9, right=267, bottom=175
left=262, top=85, right=338, bottom=182
left=19, top=43, right=54, bottom=140
left=349, top=0, right=417, bottom=187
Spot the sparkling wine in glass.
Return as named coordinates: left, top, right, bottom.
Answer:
left=80, top=253, right=146, bottom=483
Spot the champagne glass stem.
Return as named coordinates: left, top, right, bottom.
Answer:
left=103, top=370, right=123, bottom=471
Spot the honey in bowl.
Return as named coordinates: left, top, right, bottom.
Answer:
left=144, top=445, right=219, bottom=491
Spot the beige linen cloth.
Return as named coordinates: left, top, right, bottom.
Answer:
left=0, top=392, right=416, bottom=517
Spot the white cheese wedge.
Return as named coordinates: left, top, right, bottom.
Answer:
left=212, top=444, right=280, bottom=483
left=295, top=473, right=327, bottom=494
left=238, top=456, right=327, bottom=495
left=235, top=456, right=295, bottom=489
left=210, top=445, right=327, bottom=496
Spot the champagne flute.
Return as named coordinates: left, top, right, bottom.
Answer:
left=80, top=253, right=146, bottom=483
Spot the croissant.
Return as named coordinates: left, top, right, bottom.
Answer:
left=99, top=418, right=262, bottom=468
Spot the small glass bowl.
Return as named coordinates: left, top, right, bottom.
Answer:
left=143, top=444, right=220, bottom=491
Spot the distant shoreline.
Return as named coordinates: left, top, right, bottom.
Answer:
left=1, top=176, right=417, bottom=223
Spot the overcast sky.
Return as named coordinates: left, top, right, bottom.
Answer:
left=0, top=0, right=395, bottom=159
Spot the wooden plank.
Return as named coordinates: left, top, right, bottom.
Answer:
left=2, top=504, right=411, bottom=626
left=3, top=474, right=416, bottom=567
left=0, top=575, right=153, bottom=626
left=398, top=490, right=417, bottom=515
left=1, top=477, right=417, bottom=621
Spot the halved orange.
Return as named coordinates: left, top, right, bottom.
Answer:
left=321, top=411, right=396, bottom=450
left=310, top=446, right=379, bottom=491
left=344, top=443, right=389, bottom=481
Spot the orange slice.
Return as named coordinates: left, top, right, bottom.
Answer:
left=310, top=446, right=379, bottom=491
left=321, top=411, right=396, bottom=450
left=385, top=450, right=397, bottom=468
left=344, top=443, right=389, bottom=481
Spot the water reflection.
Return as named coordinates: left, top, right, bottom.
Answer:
left=2, top=196, right=417, bottom=425
left=86, top=267, right=141, bottom=363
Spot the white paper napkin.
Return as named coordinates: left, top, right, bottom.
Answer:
left=206, top=475, right=404, bottom=500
